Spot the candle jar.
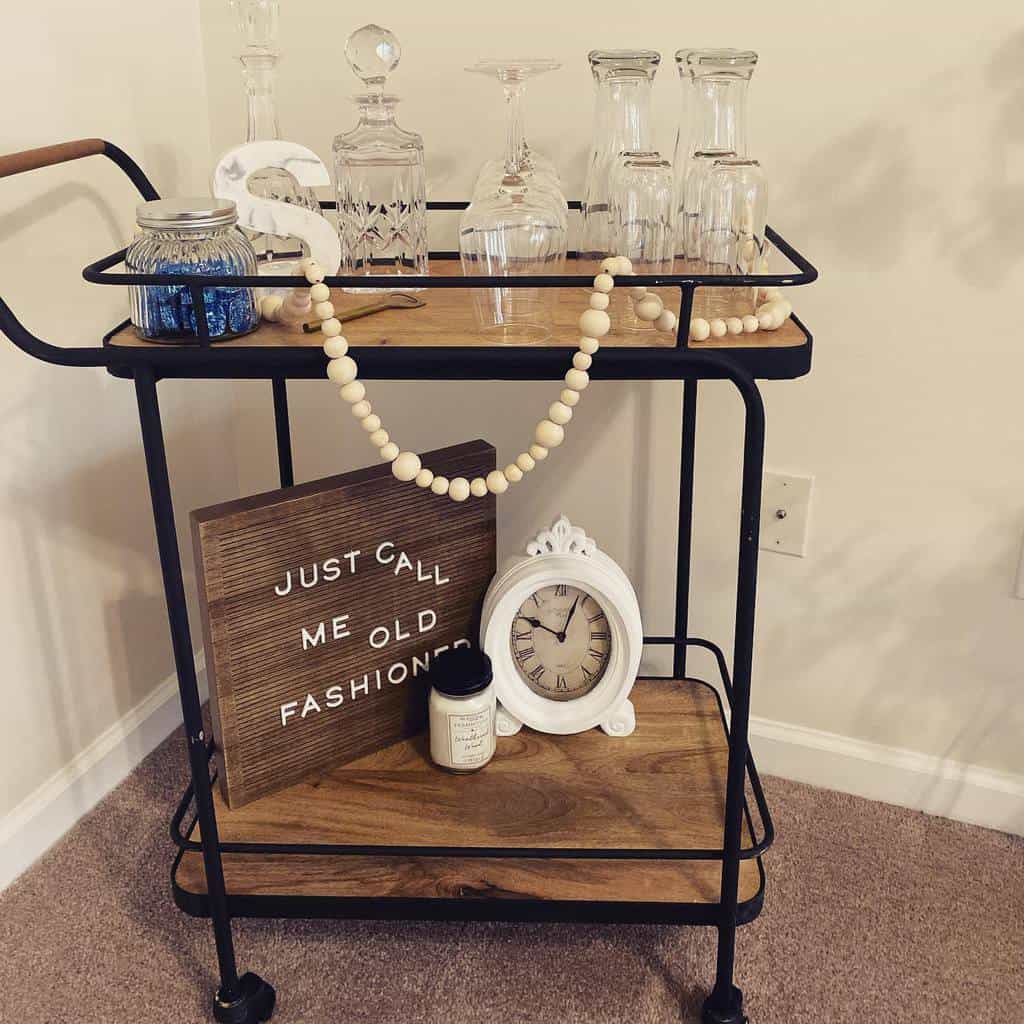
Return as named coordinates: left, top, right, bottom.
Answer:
left=428, top=648, right=496, bottom=773
left=127, top=198, right=260, bottom=342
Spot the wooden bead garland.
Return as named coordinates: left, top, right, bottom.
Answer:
left=257, top=257, right=792, bottom=503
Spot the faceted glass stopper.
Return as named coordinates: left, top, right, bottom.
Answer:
left=228, top=0, right=279, bottom=54
left=345, top=24, right=401, bottom=89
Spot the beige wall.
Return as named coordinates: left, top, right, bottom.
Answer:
left=200, top=0, right=1024, bottom=775
left=0, top=1, right=241, bottom=817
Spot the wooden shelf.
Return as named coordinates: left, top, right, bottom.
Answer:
left=174, top=679, right=763, bottom=922
left=108, top=258, right=808, bottom=354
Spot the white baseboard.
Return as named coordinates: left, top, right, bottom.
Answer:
left=0, top=656, right=206, bottom=892
left=751, top=714, right=1024, bottom=836
left=3, top=665, right=1021, bottom=893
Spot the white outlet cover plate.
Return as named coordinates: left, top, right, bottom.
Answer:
left=760, top=472, right=814, bottom=557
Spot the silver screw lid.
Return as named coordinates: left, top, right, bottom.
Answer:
left=136, top=198, right=238, bottom=231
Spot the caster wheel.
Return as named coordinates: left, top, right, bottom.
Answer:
left=701, top=985, right=746, bottom=1024
left=213, top=972, right=276, bottom=1023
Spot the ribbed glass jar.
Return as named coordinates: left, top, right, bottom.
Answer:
left=126, top=198, right=260, bottom=341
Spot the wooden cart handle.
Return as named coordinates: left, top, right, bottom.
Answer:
left=0, top=138, right=106, bottom=179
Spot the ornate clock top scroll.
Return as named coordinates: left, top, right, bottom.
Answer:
left=526, top=515, right=597, bottom=559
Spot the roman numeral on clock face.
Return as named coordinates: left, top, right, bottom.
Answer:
left=591, top=630, right=610, bottom=642
left=528, top=664, right=545, bottom=682
left=555, top=584, right=568, bottom=597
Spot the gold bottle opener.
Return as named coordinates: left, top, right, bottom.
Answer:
left=302, top=292, right=425, bottom=333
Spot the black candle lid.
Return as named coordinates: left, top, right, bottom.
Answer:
left=429, top=647, right=493, bottom=697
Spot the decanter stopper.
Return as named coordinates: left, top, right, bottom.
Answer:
left=228, top=0, right=279, bottom=56
left=345, top=24, right=401, bottom=92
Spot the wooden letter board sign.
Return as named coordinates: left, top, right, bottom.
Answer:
left=191, top=440, right=496, bottom=807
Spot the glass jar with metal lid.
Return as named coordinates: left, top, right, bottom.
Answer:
left=126, top=198, right=260, bottom=342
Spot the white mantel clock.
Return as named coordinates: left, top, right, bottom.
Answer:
left=480, top=515, right=643, bottom=738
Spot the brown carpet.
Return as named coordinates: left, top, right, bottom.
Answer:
left=1, top=725, right=1022, bottom=1024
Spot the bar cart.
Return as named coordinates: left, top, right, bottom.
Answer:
left=0, top=140, right=818, bottom=1024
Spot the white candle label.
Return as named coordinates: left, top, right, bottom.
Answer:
left=447, top=707, right=494, bottom=767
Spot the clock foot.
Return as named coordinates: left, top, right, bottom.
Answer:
left=599, top=699, right=636, bottom=737
left=495, top=704, right=523, bottom=736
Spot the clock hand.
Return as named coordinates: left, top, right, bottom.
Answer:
left=516, top=614, right=561, bottom=638
left=558, top=595, right=581, bottom=642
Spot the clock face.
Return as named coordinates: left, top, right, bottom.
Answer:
left=509, top=584, right=612, bottom=702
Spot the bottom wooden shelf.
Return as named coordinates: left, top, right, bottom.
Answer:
left=174, top=679, right=764, bottom=924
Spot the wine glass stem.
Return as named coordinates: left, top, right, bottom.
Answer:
left=503, top=82, right=525, bottom=177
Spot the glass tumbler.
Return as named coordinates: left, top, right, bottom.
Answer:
left=696, top=157, right=767, bottom=320
left=609, top=151, right=674, bottom=332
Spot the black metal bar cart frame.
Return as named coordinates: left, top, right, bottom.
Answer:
left=0, top=140, right=818, bottom=1024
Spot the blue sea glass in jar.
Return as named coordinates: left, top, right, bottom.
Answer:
left=127, top=198, right=260, bottom=341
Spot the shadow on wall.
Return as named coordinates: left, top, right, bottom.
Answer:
left=0, top=366, right=239, bottom=789
left=781, top=29, right=1024, bottom=287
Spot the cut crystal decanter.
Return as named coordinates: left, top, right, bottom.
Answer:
left=227, top=0, right=323, bottom=276
left=332, top=24, right=428, bottom=291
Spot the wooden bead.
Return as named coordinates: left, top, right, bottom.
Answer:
left=573, top=351, right=592, bottom=371
left=350, top=399, right=372, bottom=418
left=505, top=463, right=523, bottom=483
left=758, top=310, right=780, bottom=330
left=369, top=428, right=390, bottom=447
left=635, top=294, right=664, bottom=322
left=529, top=444, right=549, bottom=461
left=516, top=452, right=536, bottom=472
left=535, top=420, right=565, bottom=448
left=579, top=309, right=611, bottom=338
left=415, top=468, right=434, bottom=488
left=560, top=388, right=581, bottom=407
left=725, top=317, right=744, bottom=335
left=321, top=317, right=343, bottom=337
left=391, top=451, right=422, bottom=482
left=579, top=336, right=600, bottom=355
left=379, top=442, right=400, bottom=461
left=309, top=282, right=331, bottom=303
left=470, top=477, right=488, bottom=497
left=565, top=368, right=590, bottom=391
left=260, top=295, right=284, bottom=322
left=301, top=258, right=325, bottom=284
left=593, top=273, right=615, bottom=294
left=741, top=315, right=759, bottom=333
left=709, top=318, right=728, bottom=338
left=314, top=300, right=336, bottom=321
left=589, top=292, right=610, bottom=311
left=689, top=318, right=711, bottom=342
left=548, top=401, right=573, bottom=425
left=628, top=286, right=647, bottom=300
left=613, top=256, right=633, bottom=275
left=284, top=290, right=311, bottom=312
left=339, top=381, right=366, bottom=403
left=448, top=477, right=470, bottom=502
left=655, top=310, right=677, bottom=333
left=361, top=414, right=382, bottom=433
left=599, top=257, right=618, bottom=274
left=323, top=335, right=349, bottom=358
left=486, top=470, right=509, bottom=495
left=327, top=355, right=358, bottom=384
left=431, top=475, right=449, bottom=495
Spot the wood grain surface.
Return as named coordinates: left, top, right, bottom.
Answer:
left=191, top=440, right=496, bottom=808
left=177, top=679, right=760, bottom=905
left=108, top=258, right=807, bottom=351
left=0, top=138, right=105, bottom=179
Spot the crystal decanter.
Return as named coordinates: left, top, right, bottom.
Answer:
left=228, top=0, right=323, bottom=276
left=332, top=24, right=428, bottom=291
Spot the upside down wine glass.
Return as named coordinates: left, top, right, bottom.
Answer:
left=459, top=60, right=568, bottom=344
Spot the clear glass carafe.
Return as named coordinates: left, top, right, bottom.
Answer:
left=580, top=50, right=660, bottom=264
left=333, top=25, right=428, bottom=291
left=228, top=0, right=322, bottom=275
left=673, top=48, right=757, bottom=263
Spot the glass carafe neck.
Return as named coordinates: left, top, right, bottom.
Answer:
left=239, top=53, right=281, bottom=142
left=353, top=93, right=401, bottom=126
left=690, top=75, right=749, bottom=155
left=596, top=75, right=656, bottom=154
